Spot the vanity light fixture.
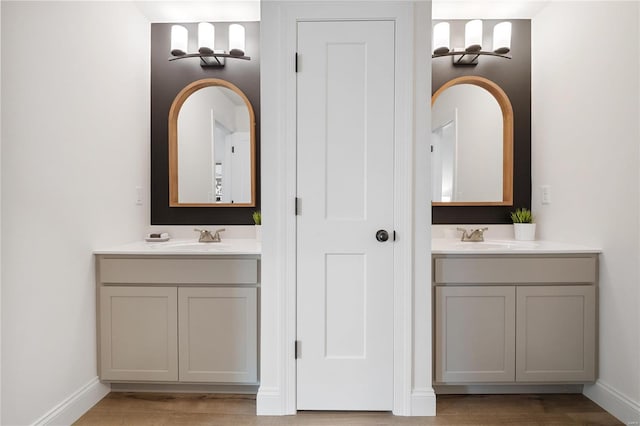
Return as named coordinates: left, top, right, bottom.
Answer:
left=169, top=23, right=251, bottom=68
left=432, top=20, right=511, bottom=66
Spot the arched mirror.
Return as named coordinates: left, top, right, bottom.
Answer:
left=169, top=78, right=256, bottom=207
left=431, top=76, right=513, bottom=206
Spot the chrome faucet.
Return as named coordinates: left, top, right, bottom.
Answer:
left=457, top=227, right=488, bottom=242
left=194, top=228, right=225, bottom=243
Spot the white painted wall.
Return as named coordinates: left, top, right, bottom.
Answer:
left=1, top=2, right=149, bottom=424
left=531, top=2, right=640, bottom=423
left=0, top=2, right=3, bottom=421
left=412, top=0, right=434, bottom=415
left=235, top=106, right=250, bottom=132
left=256, top=2, right=287, bottom=412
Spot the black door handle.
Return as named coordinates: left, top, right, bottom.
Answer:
left=376, top=229, right=389, bottom=242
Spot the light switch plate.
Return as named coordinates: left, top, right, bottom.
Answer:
left=541, top=185, right=551, bottom=205
left=136, top=186, right=143, bottom=205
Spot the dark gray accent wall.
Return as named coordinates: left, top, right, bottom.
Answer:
left=151, top=22, right=260, bottom=225
left=432, top=19, right=531, bottom=224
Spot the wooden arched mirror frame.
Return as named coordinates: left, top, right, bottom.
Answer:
left=169, top=78, right=256, bottom=207
left=431, top=75, right=513, bottom=206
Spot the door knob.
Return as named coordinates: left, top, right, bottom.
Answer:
left=376, top=229, right=389, bottom=242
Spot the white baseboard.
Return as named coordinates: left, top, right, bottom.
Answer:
left=256, top=386, right=291, bottom=415
left=410, top=388, right=437, bottom=416
left=32, top=377, right=110, bottom=426
left=583, top=380, right=640, bottom=425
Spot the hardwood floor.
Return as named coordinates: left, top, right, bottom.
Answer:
left=74, top=393, right=622, bottom=425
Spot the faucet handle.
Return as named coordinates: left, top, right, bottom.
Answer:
left=212, top=228, right=226, bottom=242
left=457, top=227, right=489, bottom=242
left=456, top=227, right=469, bottom=241
left=194, top=228, right=216, bottom=242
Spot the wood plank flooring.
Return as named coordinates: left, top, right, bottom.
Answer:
left=74, top=393, right=622, bottom=425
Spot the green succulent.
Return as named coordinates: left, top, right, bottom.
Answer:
left=252, top=211, right=262, bottom=225
left=510, top=208, right=533, bottom=224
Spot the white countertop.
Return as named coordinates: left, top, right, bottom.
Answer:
left=94, top=238, right=261, bottom=256
left=95, top=237, right=599, bottom=256
left=432, top=238, right=601, bottom=255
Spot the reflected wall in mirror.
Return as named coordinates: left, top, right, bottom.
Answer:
left=169, top=78, right=256, bottom=207
left=431, top=76, right=513, bottom=206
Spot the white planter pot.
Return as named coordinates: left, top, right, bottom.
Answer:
left=513, top=223, right=536, bottom=241
left=255, top=225, right=262, bottom=242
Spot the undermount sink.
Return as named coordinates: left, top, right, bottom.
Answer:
left=453, top=241, right=515, bottom=250
left=439, top=239, right=540, bottom=251
left=150, top=241, right=232, bottom=251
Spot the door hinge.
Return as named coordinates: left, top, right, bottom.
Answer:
left=430, top=145, right=434, bottom=153
left=231, top=146, right=235, bottom=153
left=295, top=340, right=301, bottom=359
left=393, top=230, right=397, bottom=241
left=295, top=197, right=301, bottom=215
left=295, top=52, right=299, bottom=73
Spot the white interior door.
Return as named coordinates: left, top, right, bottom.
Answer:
left=296, top=20, right=396, bottom=411
left=230, top=132, right=251, bottom=203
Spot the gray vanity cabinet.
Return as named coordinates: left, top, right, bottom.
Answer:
left=178, top=287, right=257, bottom=383
left=435, top=286, right=516, bottom=383
left=99, top=286, right=179, bottom=382
left=515, top=285, right=595, bottom=382
left=97, top=255, right=259, bottom=385
left=434, top=254, right=597, bottom=385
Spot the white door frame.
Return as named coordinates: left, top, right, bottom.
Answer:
left=258, top=1, right=435, bottom=416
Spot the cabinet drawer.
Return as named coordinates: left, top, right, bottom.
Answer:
left=99, top=257, right=258, bottom=285
left=434, top=256, right=596, bottom=284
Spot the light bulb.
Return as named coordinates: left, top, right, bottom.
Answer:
left=198, top=22, right=215, bottom=54
left=433, top=22, right=450, bottom=55
left=465, top=20, right=483, bottom=53
left=228, top=24, right=245, bottom=56
left=170, top=25, right=188, bottom=56
left=493, top=22, right=512, bottom=54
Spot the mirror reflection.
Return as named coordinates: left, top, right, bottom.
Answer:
left=431, top=76, right=513, bottom=206
left=432, top=84, right=502, bottom=202
left=169, top=79, right=255, bottom=207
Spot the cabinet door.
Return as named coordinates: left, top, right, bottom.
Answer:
left=516, top=285, right=596, bottom=382
left=435, top=286, right=516, bottom=383
left=178, top=287, right=257, bottom=383
left=99, top=286, right=178, bottom=381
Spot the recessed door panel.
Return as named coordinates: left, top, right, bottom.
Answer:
left=325, top=42, right=366, bottom=220
left=325, top=253, right=366, bottom=358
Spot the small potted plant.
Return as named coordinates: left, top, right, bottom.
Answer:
left=510, top=208, right=535, bottom=241
left=252, top=211, right=262, bottom=242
